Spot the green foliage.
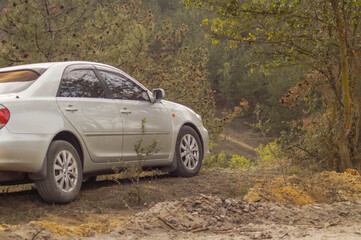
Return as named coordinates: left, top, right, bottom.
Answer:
left=0, top=0, right=94, bottom=63
left=0, top=1, right=6, bottom=10
left=276, top=117, right=341, bottom=172
left=203, top=151, right=253, bottom=169
left=80, top=0, right=154, bottom=78
left=215, top=52, right=305, bottom=134
left=144, top=0, right=212, bottom=48
left=257, top=118, right=346, bottom=173
left=203, top=151, right=227, bottom=168
left=171, top=0, right=305, bottom=134
left=229, top=154, right=254, bottom=169
left=185, top=0, right=361, bottom=170
left=285, top=165, right=309, bottom=176
left=256, top=140, right=283, bottom=166
left=0, top=0, right=153, bottom=75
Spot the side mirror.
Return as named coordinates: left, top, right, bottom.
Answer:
left=153, top=88, right=165, bottom=102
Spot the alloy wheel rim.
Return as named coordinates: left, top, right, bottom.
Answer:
left=54, top=150, right=78, bottom=192
left=180, top=134, right=199, bottom=171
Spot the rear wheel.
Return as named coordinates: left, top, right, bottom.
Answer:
left=170, top=126, right=203, bottom=177
left=35, top=140, right=82, bottom=203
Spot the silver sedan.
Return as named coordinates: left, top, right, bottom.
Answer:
left=0, top=61, right=209, bottom=203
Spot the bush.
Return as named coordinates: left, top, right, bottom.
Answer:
left=256, top=140, right=283, bottom=166
left=229, top=154, right=254, bottom=169
left=203, top=151, right=253, bottom=169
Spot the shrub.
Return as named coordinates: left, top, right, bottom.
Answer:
left=203, top=151, right=253, bottom=169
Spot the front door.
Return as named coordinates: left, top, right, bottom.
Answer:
left=98, top=70, right=173, bottom=162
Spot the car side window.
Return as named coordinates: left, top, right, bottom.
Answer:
left=58, top=70, right=106, bottom=98
left=99, top=71, right=149, bottom=101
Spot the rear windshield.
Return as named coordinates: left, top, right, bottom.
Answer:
left=0, top=70, right=41, bottom=94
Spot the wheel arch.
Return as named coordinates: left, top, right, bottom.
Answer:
left=28, top=131, right=84, bottom=181
left=165, top=122, right=204, bottom=177
left=181, top=122, right=204, bottom=153
left=52, top=131, right=84, bottom=168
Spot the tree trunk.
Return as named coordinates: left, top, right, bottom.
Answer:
left=337, top=131, right=351, bottom=171
left=331, top=0, right=352, bottom=171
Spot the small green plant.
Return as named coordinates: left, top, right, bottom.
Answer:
left=257, top=140, right=288, bottom=184
left=239, top=186, right=250, bottom=196
left=203, top=151, right=228, bottom=168
left=113, top=117, right=159, bottom=205
left=256, top=140, right=281, bottom=166
left=285, top=165, right=309, bottom=176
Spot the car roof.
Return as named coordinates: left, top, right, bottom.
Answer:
left=0, top=61, right=151, bottom=97
left=0, top=62, right=57, bottom=72
left=0, top=61, right=117, bottom=73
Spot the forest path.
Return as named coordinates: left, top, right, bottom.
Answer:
left=214, top=117, right=274, bottom=159
left=218, top=133, right=257, bottom=152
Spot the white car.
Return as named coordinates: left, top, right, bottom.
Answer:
left=0, top=61, right=209, bottom=203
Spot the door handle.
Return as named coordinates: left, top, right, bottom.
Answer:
left=120, top=111, right=132, bottom=115
left=121, top=107, right=131, bottom=115
left=65, top=105, right=78, bottom=112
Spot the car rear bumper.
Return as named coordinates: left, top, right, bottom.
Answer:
left=0, top=127, right=50, bottom=173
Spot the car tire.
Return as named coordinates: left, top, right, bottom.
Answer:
left=170, top=126, right=203, bottom=177
left=35, top=140, right=83, bottom=203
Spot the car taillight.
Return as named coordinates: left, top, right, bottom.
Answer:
left=0, top=105, right=10, bottom=129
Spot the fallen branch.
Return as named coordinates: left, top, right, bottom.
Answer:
left=157, top=216, right=180, bottom=230
left=159, top=198, right=189, bottom=219
left=31, top=228, right=45, bottom=240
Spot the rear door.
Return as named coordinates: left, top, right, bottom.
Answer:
left=56, top=65, right=124, bottom=163
left=96, top=68, right=173, bottom=162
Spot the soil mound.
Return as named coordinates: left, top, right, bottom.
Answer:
left=105, top=194, right=361, bottom=239
left=124, top=194, right=357, bottom=231
left=0, top=214, right=128, bottom=239
left=2, top=194, right=361, bottom=239
left=244, top=169, right=361, bottom=205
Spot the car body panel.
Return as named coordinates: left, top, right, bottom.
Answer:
left=116, top=99, right=173, bottom=161
left=57, top=98, right=124, bottom=163
left=0, top=127, right=50, bottom=172
left=162, top=100, right=210, bottom=158
left=5, top=97, right=65, bottom=134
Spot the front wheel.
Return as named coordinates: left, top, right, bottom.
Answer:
left=170, top=126, right=203, bottom=177
left=35, top=140, right=83, bottom=203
